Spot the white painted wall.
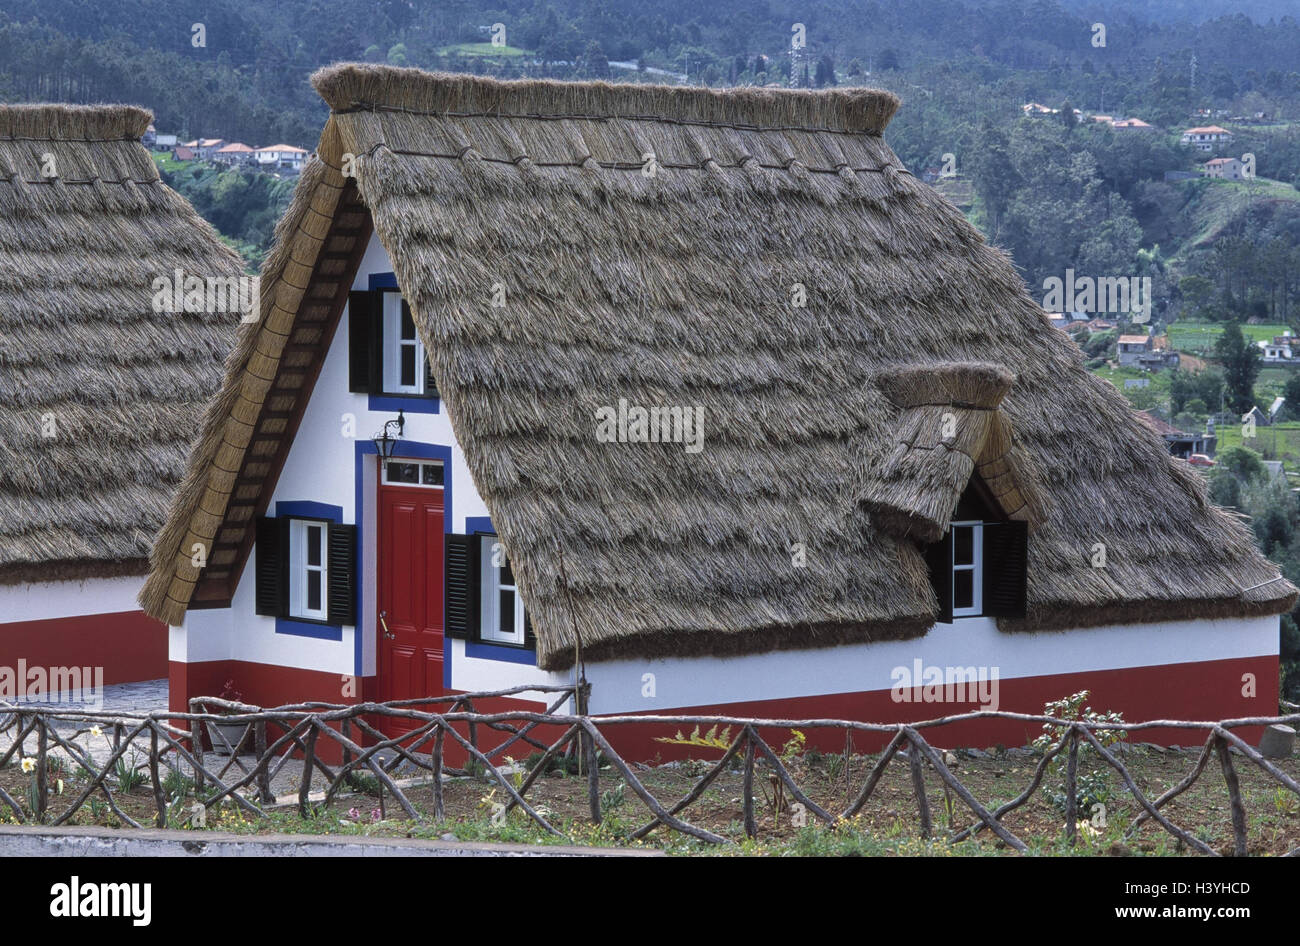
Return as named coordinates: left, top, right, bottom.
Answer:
left=0, top=575, right=146, bottom=624
left=581, top=614, right=1280, bottom=715
left=173, top=235, right=492, bottom=679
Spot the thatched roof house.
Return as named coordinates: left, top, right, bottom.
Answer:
left=141, top=65, right=1295, bottom=675
left=0, top=104, right=243, bottom=586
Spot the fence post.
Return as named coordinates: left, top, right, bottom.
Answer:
left=1065, top=726, right=1079, bottom=847
left=574, top=680, right=599, bottom=822
left=299, top=724, right=318, bottom=817
left=1215, top=734, right=1248, bottom=856
left=431, top=723, right=445, bottom=820
left=255, top=721, right=273, bottom=803
left=907, top=734, right=931, bottom=840
left=741, top=729, right=757, bottom=839
left=189, top=700, right=205, bottom=795
left=36, top=718, right=48, bottom=823
left=150, top=724, right=166, bottom=828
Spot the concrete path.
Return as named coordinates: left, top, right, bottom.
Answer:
left=0, top=824, right=660, bottom=857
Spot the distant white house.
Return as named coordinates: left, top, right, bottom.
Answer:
left=1258, top=339, right=1295, bottom=364
left=1181, top=125, right=1233, bottom=153
left=213, top=142, right=256, bottom=166
left=153, top=133, right=178, bottom=149
left=254, top=143, right=309, bottom=171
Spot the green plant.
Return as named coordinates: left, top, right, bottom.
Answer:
left=779, top=730, right=807, bottom=762
left=600, top=780, right=626, bottom=812
left=113, top=756, right=147, bottom=793
left=162, top=768, right=194, bottom=799
left=1273, top=786, right=1300, bottom=816
left=654, top=724, right=733, bottom=752
left=1031, top=690, right=1127, bottom=821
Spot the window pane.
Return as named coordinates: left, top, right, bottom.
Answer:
left=499, top=589, right=515, bottom=635
left=306, top=525, right=322, bottom=566
left=401, top=344, right=416, bottom=387
left=499, top=553, right=514, bottom=586
left=401, top=302, right=416, bottom=340
left=422, top=463, right=444, bottom=486
left=307, top=570, right=322, bottom=611
left=954, top=570, right=974, bottom=609
left=953, top=526, right=974, bottom=566
left=386, top=462, right=418, bottom=483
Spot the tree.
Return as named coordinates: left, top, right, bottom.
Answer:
left=814, top=55, right=836, bottom=87
left=1060, top=99, right=1077, bottom=131
left=878, top=48, right=900, bottom=71
left=1214, top=323, right=1262, bottom=413
left=1216, top=445, right=1266, bottom=483
left=581, top=40, right=611, bottom=79
left=1283, top=372, right=1300, bottom=419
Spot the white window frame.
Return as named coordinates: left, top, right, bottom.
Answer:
left=381, top=292, right=426, bottom=395
left=479, top=537, right=526, bottom=646
left=950, top=521, right=983, bottom=618
left=289, top=518, right=329, bottom=621
left=381, top=458, right=445, bottom=489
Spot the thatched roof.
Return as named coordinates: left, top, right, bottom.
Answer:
left=141, top=66, right=1296, bottom=669
left=0, top=104, right=243, bottom=584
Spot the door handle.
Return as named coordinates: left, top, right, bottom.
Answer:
left=379, top=611, right=396, bottom=640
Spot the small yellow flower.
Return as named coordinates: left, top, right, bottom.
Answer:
left=90, top=726, right=102, bottom=737
left=20, top=757, right=35, bottom=774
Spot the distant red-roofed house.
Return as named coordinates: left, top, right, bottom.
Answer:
left=1202, top=157, right=1244, bottom=180
left=1112, top=118, right=1156, bottom=132
left=254, top=143, right=309, bottom=171
left=1181, top=125, right=1233, bottom=152
left=213, top=142, right=255, bottom=166
left=171, top=145, right=196, bottom=162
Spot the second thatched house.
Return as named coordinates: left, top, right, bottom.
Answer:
left=0, top=104, right=244, bottom=696
left=141, top=66, right=1293, bottom=754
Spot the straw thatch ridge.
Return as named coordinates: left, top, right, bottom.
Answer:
left=0, top=103, right=243, bottom=584
left=0, top=104, right=151, bottom=142
left=313, top=64, right=900, bottom=136
left=141, top=65, right=1295, bottom=671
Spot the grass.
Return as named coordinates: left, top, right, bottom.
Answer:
left=437, top=42, right=529, bottom=59
left=1169, top=176, right=1300, bottom=261
left=150, top=151, right=187, bottom=174
left=1214, top=420, right=1300, bottom=464
left=1166, top=321, right=1291, bottom=354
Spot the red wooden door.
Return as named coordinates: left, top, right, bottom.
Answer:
left=377, top=483, right=445, bottom=736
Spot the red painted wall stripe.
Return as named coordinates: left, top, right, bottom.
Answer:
left=1, top=610, right=166, bottom=686
left=171, top=654, right=1278, bottom=764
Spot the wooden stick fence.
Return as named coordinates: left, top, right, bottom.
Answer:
left=0, top=693, right=1297, bottom=855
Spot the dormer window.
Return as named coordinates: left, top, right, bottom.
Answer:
left=348, top=287, right=439, bottom=400
left=950, top=521, right=983, bottom=617
left=382, top=294, right=426, bottom=394
left=924, top=484, right=1027, bottom=624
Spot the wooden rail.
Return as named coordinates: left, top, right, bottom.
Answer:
left=0, top=693, right=1296, bottom=855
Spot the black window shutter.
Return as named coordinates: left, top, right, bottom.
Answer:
left=255, top=516, right=289, bottom=617
left=983, top=520, right=1028, bottom=619
left=444, top=533, right=481, bottom=639
left=348, top=291, right=381, bottom=392
left=326, top=524, right=357, bottom=626
left=924, top=531, right=955, bottom=624
left=523, top=607, right=535, bottom=649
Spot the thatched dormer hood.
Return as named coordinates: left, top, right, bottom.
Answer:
left=142, top=66, right=1295, bottom=668
left=860, top=362, right=1045, bottom=543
